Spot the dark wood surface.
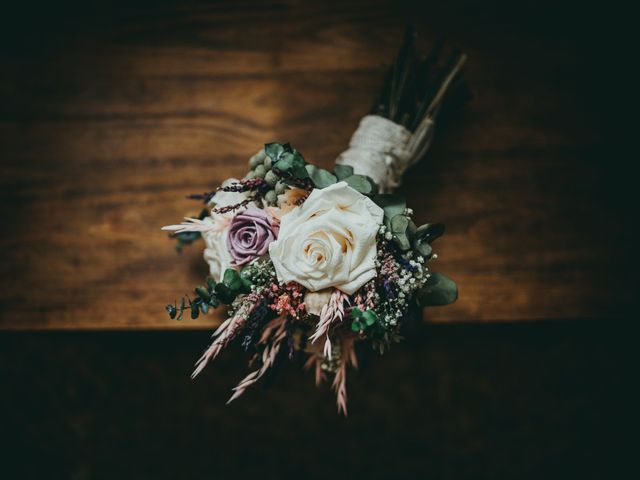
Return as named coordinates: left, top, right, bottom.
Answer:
left=0, top=1, right=631, bottom=329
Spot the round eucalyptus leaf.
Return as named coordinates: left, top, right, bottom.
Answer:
left=195, top=286, right=211, bottom=301
left=306, top=164, right=337, bottom=188
left=393, top=232, right=411, bottom=250
left=390, top=214, right=410, bottom=234
left=373, top=194, right=406, bottom=220
left=415, top=241, right=432, bottom=257
left=264, top=143, right=285, bottom=161
left=415, top=272, right=458, bottom=307
left=362, top=309, right=377, bottom=326
left=222, top=269, right=242, bottom=292
left=415, top=223, right=445, bottom=244
left=333, top=164, right=354, bottom=180
left=344, top=174, right=376, bottom=195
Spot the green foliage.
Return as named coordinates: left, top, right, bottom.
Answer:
left=166, top=268, right=251, bottom=321
left=171, top=208, right=209, bottom=252
left=374, top=194, right=406, bottom=222
left=415, top=272, right=458, bottom=307
left=343, top=174, right=378, bottom=196
left=411, top=223, right=444, bottom=258
left=333, top=164, right=354, bottom=180
left=350, top=307, right=380, bottom=332
left=172, top=231, right=201, bottom=253
left=266, top=143, right=309, bottom=180
left=305, top=164, right=337, bottom=189
left=415, top=223, right=445, bottom=244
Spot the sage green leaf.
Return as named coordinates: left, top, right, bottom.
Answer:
left=240, top=277, right=252, bottom=293
left=393, top=232, right=411, bottom=250
left=415, top=223, right=445, bottom=244
left=390, top=214, right=410, bottom=234
left=351, top=307, right=363, bottom=319
left=195, top=286, right=211, bottom=301
left=264, top=143, right=285, bottom=161
left=362, top=309, right=377, bottom=326
left=222, top=269, right=241, bottom=292
left=206, top=277, right=216, bottom=290
left=351, top=321, right=363, bottom=332
left=279, top=151, right=308, bottom=179
left=333, top=164, right=354, bottom=180
left=415, top=272, right=458, bottom=307
left=165, top=304, right=177, bottom=319
left=374, top=194, right=406, bottom=220
left=274, top=157, right=293, bottom=173
left=214, top=283, right=235, bottom=304
left=343, top=174, right=376, bottom=195
left=190, top=301, right=199, bottom=319
left=306, top=164, right=337, bottom=188
left=415, top=241, right=432, bottom=257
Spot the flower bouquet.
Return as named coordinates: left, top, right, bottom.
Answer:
left=163, top=29, right=467, bottom=414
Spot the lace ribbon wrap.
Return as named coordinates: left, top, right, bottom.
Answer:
left=335, top=114, right=435, bottom=193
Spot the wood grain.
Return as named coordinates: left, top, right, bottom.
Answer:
left=0, top=0, right=630, bottom=329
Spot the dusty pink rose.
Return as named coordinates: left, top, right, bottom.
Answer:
left=227, top=208, right=279, bottom=265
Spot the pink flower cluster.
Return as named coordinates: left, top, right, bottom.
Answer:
left=267, top=282, right=306, bottom=319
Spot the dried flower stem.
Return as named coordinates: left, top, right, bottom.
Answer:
left=191, top=295, right=260, bottom=379
left=227, top=316, right=288, bottom=403
left=332, top=336, right=358, bottom=416
left=309, top=290, right=349, bottom=357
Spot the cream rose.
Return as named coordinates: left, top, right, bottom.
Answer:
left=268, top=182, right=383, bottom=294
left=202, top=220, right=234, bottom=282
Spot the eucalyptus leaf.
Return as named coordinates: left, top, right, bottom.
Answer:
left=264, top=143, right=285, bottom=161
left=274, top=154, right=293, bottom=173
left=222, top=269, right=242, bottom=291
left=333, top=164, right=354, bottom=180
left=214, top=283, right=234, bottom=304
left=240, top=277, right=252, bottom=293
left=305, top=164, right=337, bottom=188
left=373, top=194, right=406, bottom=220
left=415, top=272, right=458, bottom=307
left=195, top=286, right=211, bottom=301
left=343, top=174, right=376, bottom=195
left=415, top=223, right=445, bottom=244
left=190, top=301, right=200, bottom=319
left=362, top=310, right=377, bottom=326
left=415, top=241, right=432, bottom=257
left=165, top=303, right=177, bottom=319
left=390, top=214, right=410, bottom=234
left=393, top=232, right=411, bottom=250
left=278, top=151, right=308, bottom=179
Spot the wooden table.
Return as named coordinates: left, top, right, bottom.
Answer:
left=0, top=1, right=630, bottom=329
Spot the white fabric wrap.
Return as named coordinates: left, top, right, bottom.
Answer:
left=335, top=114, right=435, bottom=193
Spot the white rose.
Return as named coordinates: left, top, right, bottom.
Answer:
left=268, top=181, right=383, bottom=294
left=202, top=217, right=234, bottom=282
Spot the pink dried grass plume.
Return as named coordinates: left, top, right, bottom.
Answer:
left=308, top=290, right=349, bottom=358
left=191, top=293, right=261, bottom=379
left=226, top=316, right=288, bottom=403
left=332, top=336, right=358, bottom=416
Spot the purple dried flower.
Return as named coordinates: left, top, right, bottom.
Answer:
left=228, top=208, right=279, bottom=266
